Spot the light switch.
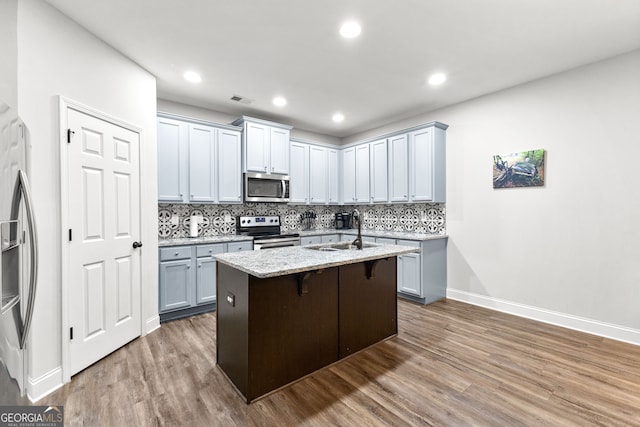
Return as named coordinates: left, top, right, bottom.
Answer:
left=170, top=214, right=179, bottom=225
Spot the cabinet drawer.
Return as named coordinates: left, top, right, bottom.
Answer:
left=160, top=246, right=192, bottom=261
left=196, top=244, right=225, bottom=258
left=228, top=241, right=253, bottom=252
left=321, top=234, right=339, bottom=243
left=397, top=239, right=420, bottom=250
left=376, top=237, right=396, bottom=245
left=300, top=236, right=321, bottom=246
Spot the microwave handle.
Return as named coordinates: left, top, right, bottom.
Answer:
left=281, top=179, right=286, bottom=198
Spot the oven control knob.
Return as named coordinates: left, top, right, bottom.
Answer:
left=247, top=219, right=251, bottom=223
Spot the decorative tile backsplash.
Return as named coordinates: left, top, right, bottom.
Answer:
left=158, top=203, right=446, bottom=239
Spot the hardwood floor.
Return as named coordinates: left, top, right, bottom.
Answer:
left=43, top=299, right=640, bottom=426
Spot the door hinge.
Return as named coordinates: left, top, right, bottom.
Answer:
left=68, top=229, right=72, bottom=241
left=67, top=128, right=75, bottom=143
left=70, top=327, right=73, bottom=340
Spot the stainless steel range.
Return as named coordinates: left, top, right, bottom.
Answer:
left=236, top=215, right=300, bottom=250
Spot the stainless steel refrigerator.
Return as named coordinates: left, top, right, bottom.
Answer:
left=0, top=100, right=38, bottom=404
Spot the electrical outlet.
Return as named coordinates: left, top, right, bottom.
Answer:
left=224, top=214, right=233, bottom=223
left=226, top=293, right=235, bottom=307
left=421, top=213, right=427, bottom=223
left=170, top=214, right=179, bottom=225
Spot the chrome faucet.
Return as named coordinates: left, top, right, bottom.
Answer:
left=352, top=209, right=363, bottom=250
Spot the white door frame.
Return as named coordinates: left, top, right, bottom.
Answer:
left=58, top=96, right=145, bottom=383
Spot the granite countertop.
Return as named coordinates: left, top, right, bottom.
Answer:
left=215, top=243, right=419, bottom=278
left=299, top=229, right=448, bottom=241
left=159, top=235, right=254, bottom=247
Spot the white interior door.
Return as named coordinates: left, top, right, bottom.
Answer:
left=66, top=107, right=141, bottom=376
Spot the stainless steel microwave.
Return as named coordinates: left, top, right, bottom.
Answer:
left=244, top=172, right=290, bottom=203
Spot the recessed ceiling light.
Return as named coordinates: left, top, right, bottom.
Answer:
left=184, top=71, right=202, bottom=83
left=428, top=73, right=447, bottom=86
left=272, top=97, right=287, bottom=107
left=339, top=21, right=361, bottom=38
left=332, top=113, right=345, bottom=123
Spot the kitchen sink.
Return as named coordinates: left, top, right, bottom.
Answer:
left=306, top=242, right=377, bottom=251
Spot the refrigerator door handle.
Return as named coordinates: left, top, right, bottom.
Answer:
left=10, top=170, right=38, bottom=350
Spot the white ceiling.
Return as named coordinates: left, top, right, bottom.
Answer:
left=44, top=0, right=640, bottom=138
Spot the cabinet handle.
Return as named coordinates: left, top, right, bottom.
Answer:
left=264, top=166, right=268, bottom=171
left=271, top=167, right=274, bottom=171
left=198, top=264, right=202, bottom=268
left=179, top=193, right=183, bottom=197
left=187, top=265, right=191, bottom=269
left=174, top=252, right=179, bottom=256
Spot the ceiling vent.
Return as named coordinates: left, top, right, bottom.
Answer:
left=230, top=95, right=253, bottom=105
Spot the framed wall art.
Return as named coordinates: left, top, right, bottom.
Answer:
left=493, top=149, right=545, bottom=189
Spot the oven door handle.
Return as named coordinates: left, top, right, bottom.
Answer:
left=256, top=241, right=299, bottom=249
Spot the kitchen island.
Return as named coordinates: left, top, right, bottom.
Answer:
left=215, top=243, right=419, bottom=403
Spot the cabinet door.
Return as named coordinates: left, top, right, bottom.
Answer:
left=355, top=144, right=370, bottom=203
left=289, top=142, right=309, bottom=203
left=227, top=241, right=253, bottom=252
left=189, top=124, right=217, bottom=203
left=157, top=117, right=188, bottom=202
left=370, top=139, right=388, bottom=203
left=389, top=134, right=409, bottom=202
left=245, top=122, right=269, bottom=173
left=309, top=146, right=328, bottom=204
left=159, top=259, right=192, bottom=312
left=218, top=129, right=242, bottom=203
left=398, top=252, right=421, bottom=296
left=328, top=149, right=339, bottom=204
left=410, top=128, right=434, bottom=201
left=342, top=147, right=356, bottom=204
left=196, top=257, right=218, bottom=305
left=321, top=234, right=339, bottom=243
left=269, top=127, right=290, bottom=175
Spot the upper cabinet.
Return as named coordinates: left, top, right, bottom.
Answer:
left=289, top=140, right=334, bottom=205
left=158, top=117, right=189, bottom=202
left=388, top=134, right=409, bottom=202
left=289, top=141, right=309, bottom=204
left=233, top=116, right=292, bottom=175
left=370, top=139, right=388, bottom=203
left=408, top=124, right=447, bottom=203
left=157, top=114, right=243, bottom=204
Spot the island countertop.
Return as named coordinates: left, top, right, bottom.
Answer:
left=215, top=243, right=419, bottom=278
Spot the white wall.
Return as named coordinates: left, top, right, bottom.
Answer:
left=16, top=0, right=158, bottom=400
left=158, top=98, right=341, bottom=146
left=346, top=50, right=640, bottom=344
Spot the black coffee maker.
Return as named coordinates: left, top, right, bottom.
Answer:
left=335, top=212, right=352, bottom=229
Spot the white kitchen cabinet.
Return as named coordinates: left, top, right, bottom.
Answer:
left=321, top=234, right=339, bottom=243
left=342, top=147, right=356, bottom=204
left=157, top=114, right=243, bottom=204
left=355, top=144, right=370, bottom=203
left=159, top=240, right=253, bottom=322
left=328, top=149, right=339, bottom=204
left=409, top=125, right=447, bottom=202
left=289, top=141, right=309, bottom=204
left=188, top=123, right=217, bottom=203
left=234, top=117, right=292, bottom=175
left=388, top=134, right=409, bottom=202
left=300, top=236, right=321, bottom=246
left=309, top=145, right=328, bottom=204
left=217, top=129, right=242, bottom=203
left=398, top=252, right=422, bottom=296
left=370, top=139, right=388, bottom=203
left=157, top=117, right=188, bottom=202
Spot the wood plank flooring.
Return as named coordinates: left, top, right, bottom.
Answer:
left=43, top=299, right=640, bottom=426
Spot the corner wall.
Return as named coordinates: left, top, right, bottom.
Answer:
left=346, top=50, right=640, bottom=344
left=16, top=0, right=158, bottom=400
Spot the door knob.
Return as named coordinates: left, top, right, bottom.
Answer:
left=132, top=241, right=143, bottom=249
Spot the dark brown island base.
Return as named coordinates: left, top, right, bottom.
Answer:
left=215, top=244, right=417, bottom=403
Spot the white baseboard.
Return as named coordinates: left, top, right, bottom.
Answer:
left=145, top=315, right=160, bottom=335
left=446, top=289, right=640, bottom=346
left=27, top=367, right=63, bottom=403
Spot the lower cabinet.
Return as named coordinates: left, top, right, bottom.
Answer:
left=375, top=237, right=447, bottom=304
left=300, top=235, right=322, bottom=246
left=159, top=240, right=253, bottom=321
